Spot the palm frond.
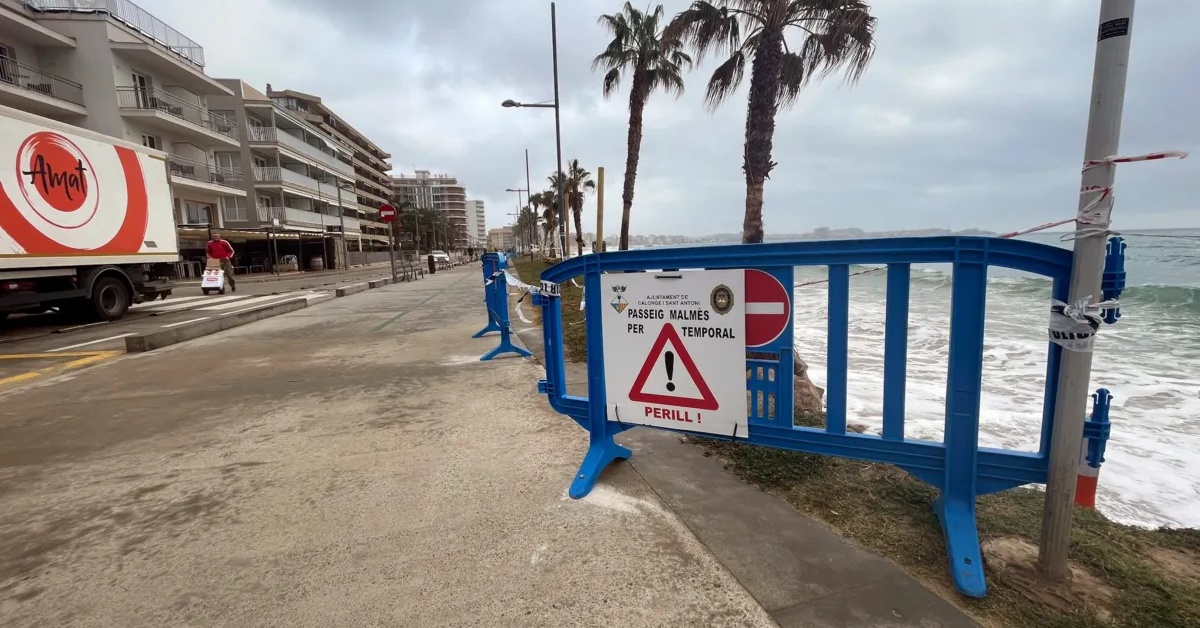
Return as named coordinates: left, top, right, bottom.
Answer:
left=602, top=68, right=623, bottom=97
left=703, top=50, right=746, bottom=110
left=666, top=2, right=742, bottom=61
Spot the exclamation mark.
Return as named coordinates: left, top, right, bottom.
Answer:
left=664, top=351, right=676, bottom=392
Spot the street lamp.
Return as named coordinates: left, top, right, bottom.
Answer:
left=501, top=2, right=564, bottom=260
left=506, top=187, right=528, bottom=256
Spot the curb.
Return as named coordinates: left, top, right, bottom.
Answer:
left=335, top=283, right=368, bottom=297
left=124, top=276, right=396, bottom=354
left=126, top=297, right=310, bottom=353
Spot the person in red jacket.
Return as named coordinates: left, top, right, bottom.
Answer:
left=205, top=233, right=237, bottom=292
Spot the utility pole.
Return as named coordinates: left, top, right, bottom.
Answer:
left=1039, top=0, right=1134, bottom=579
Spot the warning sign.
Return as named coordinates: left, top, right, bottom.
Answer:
left=601, top=270, right=747, bottom=437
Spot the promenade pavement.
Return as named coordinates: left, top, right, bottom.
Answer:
left=0, top=267, right=775, bottom=627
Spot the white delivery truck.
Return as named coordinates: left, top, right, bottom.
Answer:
left=0, top=104, right=179, bottom=322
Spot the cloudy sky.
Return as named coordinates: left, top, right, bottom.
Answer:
left=141, top=0, right=1198, bottom=237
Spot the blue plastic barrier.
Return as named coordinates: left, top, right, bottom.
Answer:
left=475, top=252, right=531, bottom=362
left=473, top=253, right=506, bottom=338
left=533, top=236, right=1125, bottom=598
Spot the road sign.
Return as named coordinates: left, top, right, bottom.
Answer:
left=745, top=269, right=791, bottom=348
left=379, top=203, right=397, bottom=223
left=601, top=269, right=747, bottom=437
left=628, top=324, right=718, bottom=410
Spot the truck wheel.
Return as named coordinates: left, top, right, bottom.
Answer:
left=202, top=288, right=212, bottom=295
left=91, top=277, right=131, bottom=321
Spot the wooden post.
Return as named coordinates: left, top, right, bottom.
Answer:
left=595, top=167, right=604, bottom=253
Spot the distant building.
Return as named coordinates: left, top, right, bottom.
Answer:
left=465, top=200, right=486, bottom=247
left=392, top=170, right=470, bottom=248
left=488, top=227, right=513, bottom=250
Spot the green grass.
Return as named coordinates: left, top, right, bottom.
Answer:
left=514, top=254, right=1200, bottom=627
left=510, top=258, right=587, bottom=363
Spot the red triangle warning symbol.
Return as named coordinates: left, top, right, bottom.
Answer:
left=629, top=324, right=719, bottom=410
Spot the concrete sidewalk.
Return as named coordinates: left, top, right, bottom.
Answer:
left=511, top=299, right=979, bottom=627
left=0, top=267, right=774, bottom=627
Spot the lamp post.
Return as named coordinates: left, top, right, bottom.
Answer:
left=506, top=186, right=528, bottom=255
left=501, top=2, right=564, bottom=259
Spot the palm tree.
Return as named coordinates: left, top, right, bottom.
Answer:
left=593, top=3, right=691, bottom=251
left=667, top=1, right=876, bottom=243
left=550, top=160, right=597, bottom=256
left=528, top=190, right=557, bottom=256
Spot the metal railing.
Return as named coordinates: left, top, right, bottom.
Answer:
left=256, top=205, right=287, bottom=224
left=167, top=154, right=242, bottom=188
left=116, top=86, right=237, bottom=140
left=0, top=57, right=84, bottom=105
left=250, top=125, right=351, bottom=175
left=24, top=0, right=205, bottom=67
left=247, top=126, right=277, bottom=142
left=253, top=166, right=282, bottom=183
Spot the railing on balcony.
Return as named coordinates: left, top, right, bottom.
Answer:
left=0, top=57, right=84, bottom=106
left=250, top=125, right=351, bottom=175
left=168, top=155, right=242, bottom=189
left=116, top=86, right=237, bottom=140
left=25, top=0, right=206, bottom=67
left=252, top=166, right=358, bottom=206
left=255, top=205, right=359, bottom=232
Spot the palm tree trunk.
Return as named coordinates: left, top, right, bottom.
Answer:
left=573, top=202, right=584, bottom=256
left=741, top=32, right=784, bottom=245
left=619, top=73, right=648, bottom=251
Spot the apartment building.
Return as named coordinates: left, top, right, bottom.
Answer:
left=0, top=0, right=246, bottom=234
left=265, top=86, right=393, bottom=244
left=487, top=227, right=513, bottom=251
left=392, top=170, right=469, bottom=248
left=465, top=200, right=486, bottom=247
left=206, top=80, right=378, bottom=269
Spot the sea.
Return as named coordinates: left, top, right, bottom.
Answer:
left=785, top=229, right=1200, bottom=530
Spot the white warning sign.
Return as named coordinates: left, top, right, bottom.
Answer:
left=601, top=270, right=747, bottom=437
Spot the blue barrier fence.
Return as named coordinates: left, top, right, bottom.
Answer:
left=532, top=236, right=1124, bottom=598
left=474, top=252, right=531, bottom=361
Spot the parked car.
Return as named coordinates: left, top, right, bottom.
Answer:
left=430, top=250, right=450, bottom=263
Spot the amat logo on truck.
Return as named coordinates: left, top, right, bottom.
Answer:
left=0, top=129, right=150, bottom=256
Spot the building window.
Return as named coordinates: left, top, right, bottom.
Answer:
left=184, top=202, right=211, bottom=225
left=131, top=71, right=152, bottom=108
left=214, top=152, right=239, bottom=171
left=141, top=134, right=160, bottom=150
left=222, top=197, right=247, bottom=222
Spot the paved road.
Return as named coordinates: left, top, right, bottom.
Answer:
left=0, top=265, right=402, bottom=355
left=0, top=266, right=774, bottom=627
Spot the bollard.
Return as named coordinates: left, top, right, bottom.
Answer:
left=473, top=253, right=505, bottom=338
left=1075, top=388, right=1113, bottom=509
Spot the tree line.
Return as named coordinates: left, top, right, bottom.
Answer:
left=519, top=1, right=877, bottom=255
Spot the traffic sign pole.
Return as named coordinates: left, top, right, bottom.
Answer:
left=379, top=204, right=398, bottom=282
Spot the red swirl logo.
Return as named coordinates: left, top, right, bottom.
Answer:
left=0, top=131, right=149, bottom=255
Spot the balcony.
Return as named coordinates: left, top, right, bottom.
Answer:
left=252, top=167, right=358, bottom=208
left=117, top=86, right=238, bottom=147
left=25, top=0, right=204, bottom=67
left=256, top=205, right=360, bottom=234
left=0, top=57, right=86, bottom=117
left=248, top=126, right=353, bottom=177
left=167, top=155, right=246, bottom=196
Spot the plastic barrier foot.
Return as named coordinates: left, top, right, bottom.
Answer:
left=479, top=330, right=532, bottom=361
left=568, top=437, right=633, bottom=499
left=472, top=319, right=503, bottom=338
left=933, top=496, right=987, bottom=598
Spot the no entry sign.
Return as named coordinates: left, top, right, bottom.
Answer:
left=745, top=269, right=791, bottom=348
left=378, top=203, right=397, bottom=223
